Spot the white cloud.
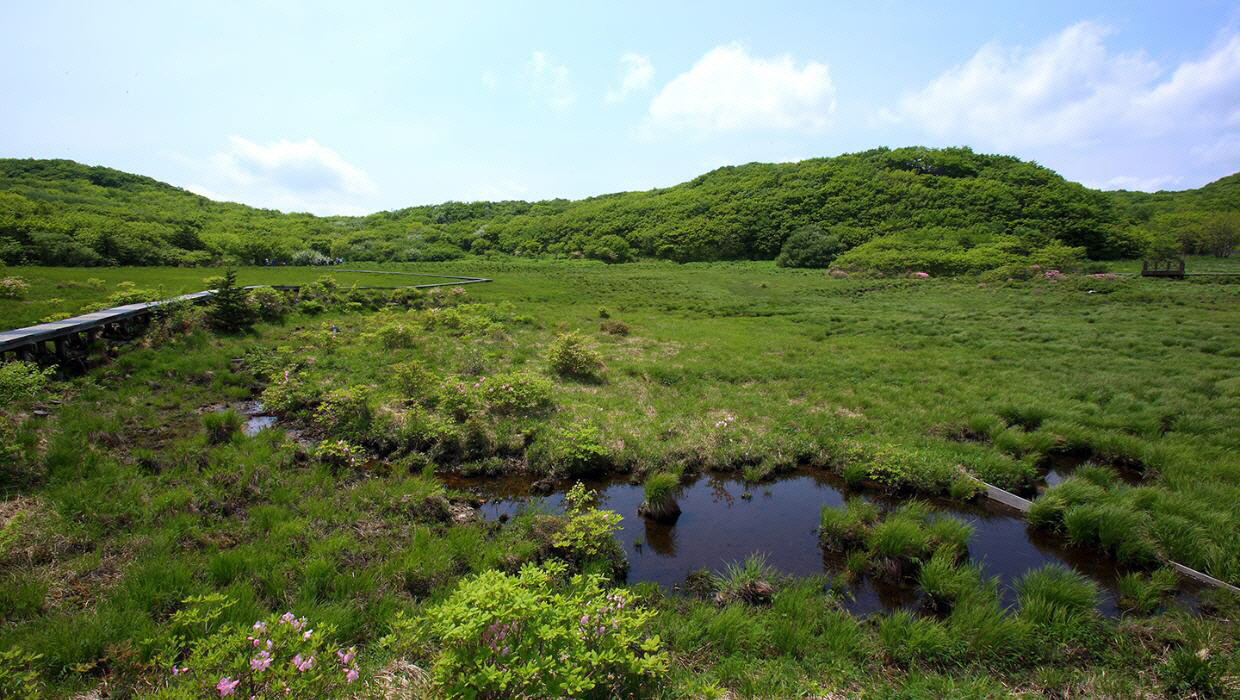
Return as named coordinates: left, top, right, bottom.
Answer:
left=887, top=23, right=1240, bottom=150
left=180, top=136, right=375, bottom=215
left=1100, top=174, right=1183, bottom=191
left=606, top=53, right=654, bottom=103
left=525, top=51, right=575, bottom=111
left=643, top=43, right=835, bottom=135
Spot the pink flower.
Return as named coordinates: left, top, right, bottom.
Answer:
left=253, top=621, right=267, bottom=634
left=336, top=649, right=356, bottom=666
left=251, top=650, right=272, bottom=672
left=292, top=654, right=314, bottom=672
left=216, top=677, right=240, bottom=696
left=303, top=629, right=313, bottom=640
left=345, top=668, right=359, bottom=683
left=912, top=271, right=930, bottom=279
left=280, top=612, right=296, bottom=625
left=171, top=665, right=189, bottom=676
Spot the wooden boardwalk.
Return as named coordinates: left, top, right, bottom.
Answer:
left=0, top=271, right=491, bottom=362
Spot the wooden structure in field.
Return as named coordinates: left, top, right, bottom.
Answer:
left=1141, top=258, right=1186, bottom=279
left=0, top=270, right=491, bottom=368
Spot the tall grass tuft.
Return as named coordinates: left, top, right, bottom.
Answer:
left=818, top=497, right=877, bottom=550
left=1016, top=564, right=1098, bottom=627
left=638, top=471, right=682, bottom=523
left=711, top=554, right=780, bottom=606
left=202, top=409, right=242, bottom=445
left=918, top=549, right=981, bottom=613
left=925, top=516, right=974, bottom=560
left=1116, top=568, right=1179, bottom=614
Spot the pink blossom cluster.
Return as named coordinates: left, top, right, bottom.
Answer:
left=911, top=271, right=931, bottom=279
left=1043, top=269, right=1065, bottom=280
left=579, top=593, right=629, bottom=638
left=336, top=647, right=361, bottom=683
left=482, top=620, right=519, bottom=657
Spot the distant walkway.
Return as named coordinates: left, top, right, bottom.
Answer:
left=0, top=269, right=491, bottom=362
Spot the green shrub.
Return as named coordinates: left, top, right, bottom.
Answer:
left=297, top=299, right=325, bottom=315
left=547, top=332, right=604, bottom=380
left=385, top=561, right=666, bottom=699
left=393, top=360, right=436, bottom=401
left=312, top=439, right=364, bottom=470
left=479, top=372, right=554, bottom=416
left=528, top=421, right=610, bottom=477
left=375, top=323, right=417, bottom=349
left=552, top=483, right=624, bottom=564
left=775, top=225, right=850, bottom=268
left=948, top=475, right=983, bottom=501
left=435, top=379, right=482, bottom=421
left=258, top=374, right=321, bottom=416
left=0, top=361, right=55, bottom=403
left=313, top=386, right=373, bottom=440
left=246, top=286, right=288, bottom=322
left=202, top=410, right=243, bottom=445
left=0, top=647, right=42, bottom=697
left=151, top=594, right=363, bottom=698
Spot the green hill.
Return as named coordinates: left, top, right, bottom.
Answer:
left=1, top=148, right=1235, bottom=271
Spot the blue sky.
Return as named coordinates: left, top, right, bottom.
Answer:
left=2, top=1, right=1239, bottom=214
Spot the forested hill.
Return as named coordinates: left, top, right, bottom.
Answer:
left=1, top=148, right=1236, bottom=271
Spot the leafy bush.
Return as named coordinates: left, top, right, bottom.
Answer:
left=435, top=379, right=482, bottom=421
left=528, top=421, right=610, bottom=477
left=150, top=594, right=363, bottom=698
left=290, top=249, right=331, bottom=265
left=0, top=647, right=42, bottom=698
left=552, top=482, right=625, bottom=564
left=583, top=234, right=634, bottom=264
left=775, top=225, right=850, bottom=268
left=0, top=361, right=54, bottom=403
left=478, top=372, right=554, bottom=416
left=203, top=410, right=243, bottom=445
left=258, top=374, right=321, bottom=416
left=312, top=440, right=364, bottom=470
left=376, top=323, right=417, bottom=349
left=297, top=299, right=325, bottom=315
left=547, top=332, right=604, bottom=380
left=247, top=287, right=289, bottom=322
left=312, top=386, right=373, bottom=441
left=384, top=561, right=666, bottom=699
left=393, top=360, right=436, bottom=402
left=0, top=276, right=30, bottom=299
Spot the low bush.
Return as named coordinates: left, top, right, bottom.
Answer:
left=547, top=332, right=604, bottom=380
left=392, top=360, right=436, bottom=402
left=528, top=421, right=610, bottom=477
left=0, top=361, right=55, bottom=403
left=258, top=374, right=321, bottom=416
left=0, top=276, right=30, bottom=299
left=149, top=594, right=363, bottom=698
left=478, top=372, right=554, bottom=416
left=312, top=440, right=364, bottom=470
left=384, top=561, right=666, bottom=699
left=551, top=483, right=625, bottom=567
left=247, top=286, right=289, bottom=322
left=312, top=386, right=373, bottom=441
left=599, top=320, right=630, bottom=336
left=375, top=323, right=417, bottom=349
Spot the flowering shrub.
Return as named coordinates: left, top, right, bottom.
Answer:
left=383, top=561, right=666, bottom=699
left=0, top=276, right=31, bottom=299
left=0, top=361, right=54, bottom=404
left=1043, top=269, right=1065, bottom=280
left=152, top=595, right=362, bottom=698
left=546, top=332, right=604, bottom=379
left=478, top=372, right=554, bottom=416
left=313, top=439, right=365, bottom=470
left=911, top=271, right=931, bottom=279
left=258, top=372, right=321, bottom=416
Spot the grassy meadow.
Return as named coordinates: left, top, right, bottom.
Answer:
left=1, top=259, right=1239, bottom=698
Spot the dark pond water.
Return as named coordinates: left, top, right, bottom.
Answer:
left=443, top=470, right=1151, bottom=616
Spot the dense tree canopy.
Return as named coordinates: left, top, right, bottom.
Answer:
left=1, top=148, right=1236, bottom=271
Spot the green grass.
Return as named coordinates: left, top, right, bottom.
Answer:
left=2, top=260, right=1239, bottom=697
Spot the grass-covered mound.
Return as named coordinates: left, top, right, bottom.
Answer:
left=4, top=148, right=1236, bottom=270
